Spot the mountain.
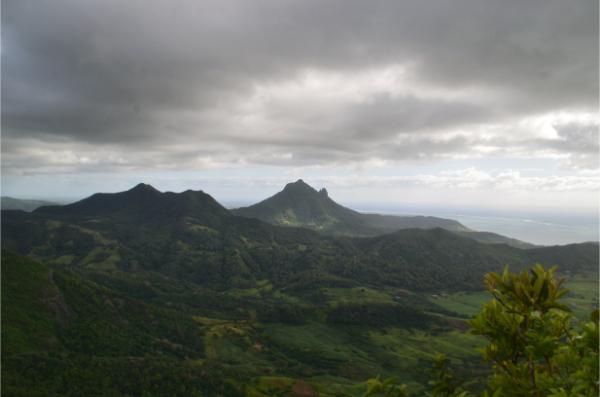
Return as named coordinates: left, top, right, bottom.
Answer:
left=1, top=196, right=59, bottom=212
left=232, top=179, right=370, bottom=234
left=2, top=183, right=595, bottom=292
left=232, top=180, right=535, bottom=248
left=35, top=183, right=230, bottom=224
left=232, top=179, right=469, bottom=235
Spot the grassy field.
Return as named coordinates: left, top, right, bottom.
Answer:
left=428, top=271, right=599, bottom=320
left=562, top=272, right=599, bottom=318
left=428, top=291, right=489, bottom=317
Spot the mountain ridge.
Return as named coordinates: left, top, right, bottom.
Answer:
left=25, top=181, right=541, bottom=250
left=34, top=183, right=231, bottom=225
left=2, top=183, right=595, bottom=292
left=13, top=181, right=537, bottom=248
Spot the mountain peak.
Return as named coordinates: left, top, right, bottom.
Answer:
left=232, top=179, right=363, bottom=231
left=292, top=179, right=309, bottom=186
left=129, top=183, right=159, bottom=194
left=283, top=179, right=316, bottom=193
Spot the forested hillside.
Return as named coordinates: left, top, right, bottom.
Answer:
left=2, top=184, right=598, bottom=396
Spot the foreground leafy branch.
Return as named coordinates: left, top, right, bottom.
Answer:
left=364, top=264, right=599, bottom=397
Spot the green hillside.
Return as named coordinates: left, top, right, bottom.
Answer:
left=2, top=184, right=598, bottom=396
left=3, top=250, right=596, bottom=396
left=1, top=250, right=224, bottom=396
left=2, top=250, right=493, bottom=396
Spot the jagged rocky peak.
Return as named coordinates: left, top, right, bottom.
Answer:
left=319, top=188, right=328, bottom=197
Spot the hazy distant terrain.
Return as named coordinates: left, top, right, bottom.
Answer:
left=1, top=196, right=59, bottom=212
left=344, top=202, right=599, bottom=246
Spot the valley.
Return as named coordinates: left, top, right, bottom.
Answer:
left=1, top=182, right=598, bottom=396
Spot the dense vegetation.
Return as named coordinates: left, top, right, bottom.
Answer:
left=1, top=183, right=598, bottom=396
left=366, top=265, right=599, bottom=397
left=3, top=250, right=597, bottom=396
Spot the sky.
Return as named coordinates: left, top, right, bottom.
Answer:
left=2, top=0, right=599, bottom=219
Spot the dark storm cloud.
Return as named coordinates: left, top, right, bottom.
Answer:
left=2, top=0, right=598, bottom=172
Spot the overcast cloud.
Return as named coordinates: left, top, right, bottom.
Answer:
left=1, top=0, right=598, bottom=212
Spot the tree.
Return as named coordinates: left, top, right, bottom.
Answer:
left=363, top=264, right=599, bottom=397
left=470, top=264, right=598, bottom=397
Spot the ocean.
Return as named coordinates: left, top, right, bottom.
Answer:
left=356, top=206, right=599, bottom=246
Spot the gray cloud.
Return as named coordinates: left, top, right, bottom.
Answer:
left=549, top=122, right=600, bottom=169
left=2, top=0, right=598, bottom=174
left=553, top=122, right=600, bottom=154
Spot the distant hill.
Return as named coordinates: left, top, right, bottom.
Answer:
left=2, top=183, right=594, bottom=292
left=1, top=196, right=59, bottom=212
left=455, top=230, right=536, bottom=249
left=232, top=179, right=469, bottom=235
left=35, top=183, right=230, bottom=225
left=232, top=180, right=535, bottom=248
